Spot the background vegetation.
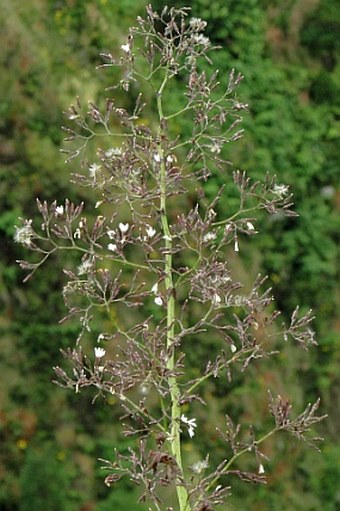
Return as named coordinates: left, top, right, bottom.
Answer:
left=0, top=0, right=339, bottom=509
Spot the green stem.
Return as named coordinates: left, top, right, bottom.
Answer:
left=157, top=73, right=191, bottom=511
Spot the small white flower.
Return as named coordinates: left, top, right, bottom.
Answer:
left=189, top=17, right=207, bottom=31
left=146, top=225, right=156, bottom=238
left=213, top=293, right=221, bottom=305
left=107, top=230, right=116, bottom=239
left=55, top=205, right=64, bottom=216
left=246, top=221, right=255, bottom=231
left=210, top=142, right=221, bottom=154
left=181, top=414, right=197, bottom=438
left=74, top=228, right=81, bottom=239
left=230, top=344, right=237, bottom=353
left=14, top=221, right=34, bottom=246
left=273, top=184, right=289, bottom=197
left=258, top=464, right=265, bottom=474
left=153, top=152, right=161, bottom=163
left=77, top=260, right=93, bottom=275
left=105, top=147, right=122, bottom=158
left=151, top=283, right=158, bottom=294
left=234, top=239, right=239, bottom=252
left=154, top=296, right=163, bottom=306
left=203, top=231, right=216, bottom=243
left=119, top=223, right=129, bottom=234
left=121, top=43, right=130, bottom=53
left=191, top=457, right=209, bottom=474
left=89, top=163, right=101, bottom=179
left=94, top=347, right=106, bottom=358
left=192, top=34, right=210, bottom=45
left=108, top=243, right=117, bottom=252
left=166, top=154, right=175, bottom=163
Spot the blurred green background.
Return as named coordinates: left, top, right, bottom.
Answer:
left=0, top=0, right=339, bottom=509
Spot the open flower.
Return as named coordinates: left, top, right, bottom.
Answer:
left=146, top=225, right=156, bottom=238
left=119, top=223, right=129, bottom=234
left=154, top=296, right=163, bottom=306
left=121, top=43, right=130, bottom=54
left=94, top=347, right=106, bottom=358
left=14, top=221, right=34, bottom=246
left=55, top=205, right=64, bottom=216
left=108, top=243, right=117, bottom=252
left=181, top=414, right=197, bottom=438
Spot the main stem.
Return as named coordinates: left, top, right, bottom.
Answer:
left=157, top=76, right=191, bottom=511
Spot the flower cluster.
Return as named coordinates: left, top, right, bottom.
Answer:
left=17, top=5, right=325, bottom=511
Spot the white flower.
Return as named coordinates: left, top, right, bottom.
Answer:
left=191, top=457, right=209, bottom=474
left=107, top=229, right=116, bottom=239
left=153, top=152, right=161, bottom=163
left=234, top=239, right=239, bottom=252
left=203, top=231, right=216, bottom=243
left=89, top=163, right=101, bottom=179
left=192, top=34, right=210, bottom=46
left=213, top=293, right=221, bottom=305
left=189, top=17, right=207, bottom=31
left=151, top=283, right=158, bottom=294
left=246, top=221, right=255, bottom=231
left=108, top=243, right=117, bottom=252
left=146, top=225, right=156, bottom=238
left=166, top=154, right=174, bottom=163
left=94, top=347, right=106, bottom=358
left=154, top=296, right=163, bottom=306
left=273, top=184, right=289, bottom=197
left=210, top=142, right=221, bottom=154
left=77, top=260, right=93, bottom=275
left=230, top=344, right=237, bottom=353
left=105, top=147, right=122, bottom=158
left=14, top=221, right=34, bottom=246
left=74, top=228, right=81, bottom=239
left=258, top=464, right=265, bottom=474
left=181, top=414, right=197, bottom=438
left=121, top=43, right=130, bottom=53
left=119, top=222, right=129, bottom=234
left=55, top=205, right=64, bottom=216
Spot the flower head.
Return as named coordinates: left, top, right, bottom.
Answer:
left=181, top=414, right=197, bottom=438
left=146, top=225, right=156, bottom=238
left=121, top=43, right=130, bottom=54
left=154, top=296, right=163, bottom=306
left=273, top=184, right=289, bottom=198
left=108, top=243, right=117, bottom=252
left=89, top=163, right=101, bottom=179
left=189, top=17, right=207, bottom=32
left=119, top=223, right=129, bottom=234
left=94, top=347, right=106, bottom=358
left=77, top=259, right=93, bottom=275
left=14, top=220, right=34, bottom=246
left=55, top=205, right=64, bottom=216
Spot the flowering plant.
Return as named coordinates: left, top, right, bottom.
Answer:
left=16, top=6, right=326, bottom=510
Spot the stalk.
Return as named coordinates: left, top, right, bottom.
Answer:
left=157, top=75, right=191, bottom=511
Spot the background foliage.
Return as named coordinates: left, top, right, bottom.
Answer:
left=0, top=0, right=339, bottom=509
